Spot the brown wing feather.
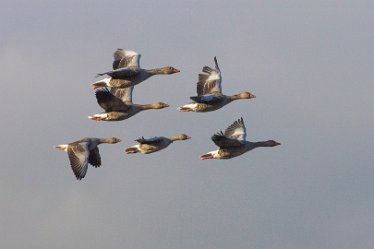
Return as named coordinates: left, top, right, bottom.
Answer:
left=196, top=58, right=222, bottom=95
left=197, top=74, right=212, bottom=95
left=110, top=87, right=133, bottom=104
left=118, top=57, right=134, bottom=69
left=67, top=144, right=88, bottom=180
left=112, top=48, right=126, bottom=69
left=224, top=117, right=246, bottom=141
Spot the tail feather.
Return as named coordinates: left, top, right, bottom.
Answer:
left=55, top=144, right=68, bottom=152
left=177, top=106, right=193, bottom=112
left=125, top=147, right=140, bottom=154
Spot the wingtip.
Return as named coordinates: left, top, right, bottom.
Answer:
left=214, top=56, right=219, bottom=70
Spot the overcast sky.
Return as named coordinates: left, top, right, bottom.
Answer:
left=1, top=0, right=374, bottom=248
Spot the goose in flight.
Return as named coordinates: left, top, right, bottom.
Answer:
left=200, top=117, right=280, bottom=160
left=55, top=137, right=122, bottom=180
left=125, top=134, right=191, bottom=154
left=92, top=48, right=180, bottom=89
left=88, top=87, right=169, bottom=121
left=178, top=57, right=255, bottom=112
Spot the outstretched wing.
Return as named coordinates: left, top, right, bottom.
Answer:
left=196, top=56, right=222, bottom=96
left=88, top=147, right=101, bottom=168
left=224, top=117, right=247, bottom=141
left=67, top=142, right=89, bottom=180
left=110, top=86, right=134, bottom=104
left=95, top=88, right=129, bottom=112
left=135, top=136, right=164, bottom=145
left=112, top=48, right=141, bottom=69
left=210, top=117, right=247, bottom=149
left=211, top=132, right=243, bottom=148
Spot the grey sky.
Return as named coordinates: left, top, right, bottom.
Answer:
left=1, top=0, right=374, bottom=248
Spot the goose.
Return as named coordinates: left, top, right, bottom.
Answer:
left=200, top=118, right=280, bottom=160
left=88, top=87, right=169, bottom=121
left=125, top=134, right=191, bottom=154
left=55, top=137, right=122, bottom=180
left=92, top=48, right=180, bottom=89
left=178, top=57, right=255, bottom=112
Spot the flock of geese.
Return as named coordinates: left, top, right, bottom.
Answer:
left=55, top=48, right=281, bottom=180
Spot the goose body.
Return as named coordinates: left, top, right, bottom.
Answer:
left=55, top=137, right=121, bottom=180
left=92, top=48, right=180, bottom=89
left=88, top=88, right=169, bottom=121
left=178, top=57, right=255, bottom=112
left=200, top=118, right=280, bottom=160
left=125, top=134, right=191, bottom=154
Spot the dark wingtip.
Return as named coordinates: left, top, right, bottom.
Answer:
left=94, top=87, right=110, bottom=95
left=214, top=56, right=219, bottom=70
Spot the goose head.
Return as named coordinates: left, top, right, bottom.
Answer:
left=236, top=92, right=256, bottom=99
left=170, top=134, right=191, bottom=141
left=152, top=102, right=170, bottom=109
left=106, top=137, right=122, bottom=144
left=267, top=140, right=281, bottom=146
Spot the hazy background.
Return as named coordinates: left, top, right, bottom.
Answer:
left=1, top=1, right=373, bottom=248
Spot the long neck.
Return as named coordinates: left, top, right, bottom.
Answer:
left=98, top=138, right=113, bottom=144
left=252, top=141, right=276, bottom=148
left=228, top=94, right=243, bottom=101
left=169, top=135, right=182, bottom=142
left=146, top=67, right=168, bottom=75
left=139, top=103, right=159, bottom=110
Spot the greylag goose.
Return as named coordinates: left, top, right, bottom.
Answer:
left=55, top=137, right=122, bottom=180
left=200, top=118, right=280, bottom=160
left=88, top=87, right=169, bottom=121
left=125, top=134, right=191, bottom=154
left=92, top=48, right=180, bottom=89
left=178, top=57, right=255, bottom=112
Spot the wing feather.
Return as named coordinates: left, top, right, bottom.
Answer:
left=112, top=49, right=141, bottom=69
left=88, top=147, right=101, bottom=168
left=211, top=132, right=243, bottom=148
left=196, top=57, right=222, bottom=96
left=224, top=117, right=247, bottom=141
left=67, top=143, right=89, bottom=180
left=110, top=87, right=133, bottom=104
left=95, top=88, right=129, bottom=112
